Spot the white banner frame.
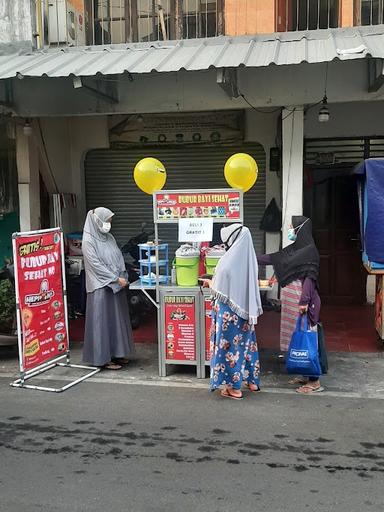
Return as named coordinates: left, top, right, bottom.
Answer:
left=10, top=227, right=99, bottom=392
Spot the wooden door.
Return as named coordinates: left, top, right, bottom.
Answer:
left=306, top=169, right=366, bottom=305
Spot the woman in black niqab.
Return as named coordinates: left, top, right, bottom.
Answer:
left=258, top=215, right=325, bottom=394
left=269, top=216, right=320, bottom=288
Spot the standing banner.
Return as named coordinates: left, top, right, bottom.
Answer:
left=15, top=229, right=68, bottom=370
left=11, top=228, right=99, bottom=392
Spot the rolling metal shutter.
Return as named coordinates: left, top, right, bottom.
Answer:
left=84, top=144, right=266, bottom=254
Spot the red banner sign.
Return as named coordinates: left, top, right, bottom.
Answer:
left=204, top=297, right=213, bottom=363
left=154, top=191, right=242, bottom=221
left=164, top=296, right=196, bottom=361
left=14, top=229, right=68, bottom=371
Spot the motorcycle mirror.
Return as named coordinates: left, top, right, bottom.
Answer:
left=141, top=222, right=147, bottom=231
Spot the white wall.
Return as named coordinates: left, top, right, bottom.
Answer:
left=13, top=117, right=109, bottom=233
left=68, top=116, right=109, bottom=227
left=39, top=118, right=72, bottom=192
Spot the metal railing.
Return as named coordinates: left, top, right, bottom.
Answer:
left=355, top=0, right=384, bottom=26
left=37, top=0, right=224, bottom=48
left=276, top=0, right=340, bottom=32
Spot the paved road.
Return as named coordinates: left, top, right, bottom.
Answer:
left=0, top=377, right=382, bottom=512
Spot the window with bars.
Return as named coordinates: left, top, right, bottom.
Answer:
left=276, top=0, right=339, bottom=32
left=41, top=0, right=224, bottom=47
left=354, top=0, right=384, bottom=26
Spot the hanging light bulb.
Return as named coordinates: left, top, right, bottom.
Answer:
left=318, top=95, right=330, bottom=123
left=23, top=119, right=32, bottom=136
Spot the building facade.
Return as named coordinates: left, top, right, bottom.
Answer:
left=1, top=0, right=384, bottom=305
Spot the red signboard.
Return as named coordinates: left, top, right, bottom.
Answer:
left=154, top=190, right=242, bottom=221
left=204, top=297, right=213, bottom=363
left=164, top=296, right=196, bottom=361
left=14, top=229, right=68, bottom=371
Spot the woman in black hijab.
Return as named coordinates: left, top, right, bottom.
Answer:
left=258, top=215, right=324, bottom=394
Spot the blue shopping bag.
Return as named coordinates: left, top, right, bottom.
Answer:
left=286, top=315, right=322, bottom=376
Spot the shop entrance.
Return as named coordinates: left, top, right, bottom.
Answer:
left=304, top=168, right=366, bottom=306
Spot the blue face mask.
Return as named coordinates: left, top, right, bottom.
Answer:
left=287, top=218, right=309, bottom=242
left=287, top=228, right=297, bottom=242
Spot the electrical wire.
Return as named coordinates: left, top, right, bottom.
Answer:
left=239, top=92, right=281, bottom=114
left=281, top=107, right=296, bottom=121
left=240, top=91, right=326, bottom=119
left=37, top=120, right=59, bottom=194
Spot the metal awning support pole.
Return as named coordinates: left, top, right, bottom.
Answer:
left=154, top=220, right=165, bottom=376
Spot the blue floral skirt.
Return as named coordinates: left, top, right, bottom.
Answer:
left=210, top=300, right=260, bottom=391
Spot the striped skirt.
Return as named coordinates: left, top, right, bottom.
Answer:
left=280, top=280, right=302, bottom=352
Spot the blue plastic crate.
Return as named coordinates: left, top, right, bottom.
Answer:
left=138, top=243, right=169, bottom=285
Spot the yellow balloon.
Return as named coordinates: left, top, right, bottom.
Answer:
left=134, top=157, right=167, bottom=195
left=224, top=153, right=258, bottom=193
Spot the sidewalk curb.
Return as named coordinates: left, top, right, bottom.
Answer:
left=1, top=372, right=383, bottom=400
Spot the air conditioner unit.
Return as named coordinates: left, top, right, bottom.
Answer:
left=48, top=0, right=86, bottom=46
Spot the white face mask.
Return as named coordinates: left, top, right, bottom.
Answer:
left=220, top=225, right=243, bottom=249
left=101, top=222, right=111, bottom=233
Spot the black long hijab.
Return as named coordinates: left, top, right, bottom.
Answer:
left=270, top=216, right=320, bottom=288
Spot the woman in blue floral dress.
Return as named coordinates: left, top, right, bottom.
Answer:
left=204, top=224, right=263, bottom=400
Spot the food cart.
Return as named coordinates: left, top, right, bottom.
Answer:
left=130, top=188, right=272, bottom=377
left=354, top=159, right=384, bottom=340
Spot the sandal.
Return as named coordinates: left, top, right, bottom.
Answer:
left=113, top=358, right=130, bottom=365
left=220, top=388, right=243, bottom=400
left=288, top=377, right=308, bottom=385
left=296, top=384, right=324, bottom=395
left=244, top=383, right=261, bottom=393
left=103, top=362, right=122, bottom=370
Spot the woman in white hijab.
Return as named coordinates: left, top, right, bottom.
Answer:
left=207, top=223, right=263, bottom=400
left=82, top=207, right=135, bottom=370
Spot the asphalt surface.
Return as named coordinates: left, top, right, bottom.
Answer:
left=0, top=377, right=383, bottom=512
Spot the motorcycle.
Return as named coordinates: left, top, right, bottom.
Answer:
left=121, top=224, right=155, bottom=330
left=0, top=260, right=17, bottom=348
left=0, top=260, right=14, bottom=282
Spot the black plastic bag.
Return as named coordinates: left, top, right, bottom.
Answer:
left=317, top=322, right=329, bottom=374
left=260, top=198, right=282, bottom=232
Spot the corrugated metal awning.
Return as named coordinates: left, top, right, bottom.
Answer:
left=0, top=26, right=383, bottom=79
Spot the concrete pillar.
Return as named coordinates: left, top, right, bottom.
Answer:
left=16, top=125, right=40, bottom=231
left=282, top=107, right=304, bottom=248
